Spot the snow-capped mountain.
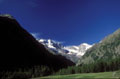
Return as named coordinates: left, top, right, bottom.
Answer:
left=39, top=39, right=63, bottom=50
left=64, top=43, right=92, bottom=57
left=39, top=39, right=68, bottom=54
left=38, top=39, right=93, bottom=63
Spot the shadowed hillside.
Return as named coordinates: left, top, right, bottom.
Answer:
left=0, top=15, right=75, bottom=78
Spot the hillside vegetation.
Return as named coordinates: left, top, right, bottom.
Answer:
left=77, top=29, right=120, bottom=65
left=50, top=29, right=120, bottom=76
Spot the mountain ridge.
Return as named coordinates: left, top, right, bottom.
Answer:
left=0, top=15, right=75, bottom=78
left=77, top=28, right=120, bottom=65
left=38, top=39, right=93, bottom=63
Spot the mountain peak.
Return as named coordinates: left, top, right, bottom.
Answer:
left=39, top=39, right=63, bottom=49
left=81, top=43, right=89, bottom=45
left=39, top=39, right=46, bottom=42
left=0, top=14, right=14, bottom=19
left=38, top=39, right=93, bottom=63
left=80, top=43, right=92, bottom=46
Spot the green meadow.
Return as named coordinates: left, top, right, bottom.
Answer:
left=32, top=71, right=120, bottom=79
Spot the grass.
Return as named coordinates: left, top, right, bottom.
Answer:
left=32, top=71, right=120, bottom=79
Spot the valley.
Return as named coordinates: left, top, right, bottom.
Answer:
left=0, top=14, right=120, bottom=79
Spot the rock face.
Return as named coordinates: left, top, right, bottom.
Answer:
left=0, top=15, right=75, bottom=72
left=39, top=39, right=92, bottom=63
left=77, top=29, right=120, bottom=65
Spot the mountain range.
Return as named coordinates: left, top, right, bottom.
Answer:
left=1, top=14, right=120, bottom=78
left=37, top=28, right=120, bottom=66
left=39, top=39, right=92, bottom=63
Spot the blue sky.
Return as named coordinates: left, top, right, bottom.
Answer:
left=0, top=0, right=120, bottom=45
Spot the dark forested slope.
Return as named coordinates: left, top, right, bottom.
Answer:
left=0, top=15, right=74, bottom=78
